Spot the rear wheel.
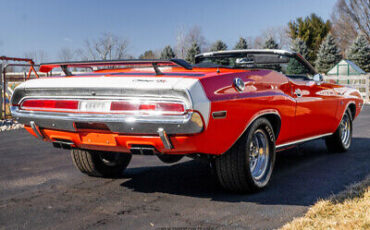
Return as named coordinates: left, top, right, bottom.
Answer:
left=71, top=149, right=132, bottom=177
left=214, top=118, right=276, bottom=193
left=325, top=110, right=352, bottom=153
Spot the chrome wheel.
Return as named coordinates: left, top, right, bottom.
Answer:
left=340, top=113, right=351, bottom=148
left=249, top=129, right=270, bottom=181
left=214, top=117, right=275, bottom=192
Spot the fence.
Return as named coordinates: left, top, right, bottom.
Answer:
left=1, top=70, right=86, bottom=119
left=1, top=68, right=47, bottom=119
left=323, top=74, right=370, bottom=104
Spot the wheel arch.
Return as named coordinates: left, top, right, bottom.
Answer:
left=243, top=110, right=281, bottom=141
left=220, top=109, right=281, bottom=156
left=260, top=113, right=281, bottom=139
left=348, top=103, right=356, bottom=119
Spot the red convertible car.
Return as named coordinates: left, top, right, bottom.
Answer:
left=11, top=49, right=364, bottom=192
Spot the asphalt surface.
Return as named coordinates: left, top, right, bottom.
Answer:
left=0, top=106, right=369, bottom=230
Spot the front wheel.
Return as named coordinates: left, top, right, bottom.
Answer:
left=71, top=149, right=132, bottom=177
left=325, top=110, right=353, bottom=153
left=214, top=118, right=276, bottom=193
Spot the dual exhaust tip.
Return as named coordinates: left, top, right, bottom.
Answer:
left=52, top=139, right=74, bottom=150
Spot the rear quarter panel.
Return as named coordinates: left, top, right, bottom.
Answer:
left=197, top=70, right=296, bottom=154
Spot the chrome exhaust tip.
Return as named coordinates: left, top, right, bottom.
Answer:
left=52, top=139, right=74, bottom=150
left=30, top=121, right=44, bottom=139
left=157, top=128, right=173, bottom=149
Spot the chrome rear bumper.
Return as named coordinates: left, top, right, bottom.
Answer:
left=11, top=106, right=204, bottom=135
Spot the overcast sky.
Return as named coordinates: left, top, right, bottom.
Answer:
left=0, top=0, right=336, bottom=61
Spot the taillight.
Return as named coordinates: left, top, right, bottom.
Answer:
left=19, top=99, right=186, bottom=115
left=156, top=103, right=185, bottom=113
left=20, top=99, right=79, bottom=111
left=110, top=101, right=185, bottom=114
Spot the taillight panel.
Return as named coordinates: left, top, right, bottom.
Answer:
left=20, top=99, right=79, bottom=112
left=19, top=98, right=186, bottom=115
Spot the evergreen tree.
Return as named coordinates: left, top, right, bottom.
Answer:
left=210, top=40, right=228, bottom=51
left=160, top=45, right=176, bottom=60
left=262, top=37, right=281, bottom=71
left=288, top=13, right=331, bottom=63
left=139, top=50, right=157, bottom=59
left=263, top=37, right=279, bottom=49
left=315, top=34, right=342, bottom=73
left=286, top=39, right=310, bottom=74
left=185, top=42, right=201, bottom=64
left=347, top=34, right=370, bottom=72
left=234, top=37, right=248, bottom=49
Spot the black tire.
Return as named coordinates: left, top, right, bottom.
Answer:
left=214, top=118, right=276, bottom=193
left=325, top=109, right=353, bottom=153
left=71, top=149, right=132, bottom=177
left=157, top=154, right=183, bottom=164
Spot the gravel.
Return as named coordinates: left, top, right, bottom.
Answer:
left=0, top=119, right=24, bottom=132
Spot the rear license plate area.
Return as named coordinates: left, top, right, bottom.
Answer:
left=79, top=100, right=111, bottom=112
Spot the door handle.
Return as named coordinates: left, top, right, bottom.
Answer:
left=294, top=89, right=302, bottom=97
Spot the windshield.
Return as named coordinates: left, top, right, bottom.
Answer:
left=194, top=52, right=315, bottom=81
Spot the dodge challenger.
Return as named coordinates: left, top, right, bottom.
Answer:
left=10, top=49, right=364, bottom=192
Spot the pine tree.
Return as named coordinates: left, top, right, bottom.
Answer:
left=139, top=50, right=157, bottom=59
left=210, top=40, right=228, bottom=51
left=263, top=37, right=279, bottom=49
left=315, top=34, right=342, bottom=73
left=288, top=13, right=331, bottom=63
left=347, top=34, right=370, bottom=72
left=287, top=39, right=310, bottom=74
left=234, top=37, right=248, bottom=50
left=160, top=46, right=176, bottom=60
left=262, top=37, right=281, bottom=71
left=185, top=42, right=201, bottom=64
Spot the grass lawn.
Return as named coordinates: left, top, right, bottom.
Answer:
left=281, top=175, right=370, bottom=230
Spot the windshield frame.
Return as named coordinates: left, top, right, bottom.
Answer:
left=194, top=50, right=317, bottom=75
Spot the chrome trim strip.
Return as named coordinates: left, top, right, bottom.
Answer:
left=19, top=97, right=188, bottom=115
left=11, top=106, right=203, bottom=135
left=30, top=121, right=44, bottom=139
left=276, top=133, right=332, bottom=149
left=157, top=128, right=173, bottom=149
left=13, top=90, right=191, bottom=108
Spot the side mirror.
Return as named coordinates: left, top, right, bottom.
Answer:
left=313, top=74, right=323, bottom=85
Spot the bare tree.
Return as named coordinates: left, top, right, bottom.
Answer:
left=260, top=26, right=291, bottom=50
left=248, top=26, right=290, bottom=49
left=252, top=36, right=264, bottom=49
left=57, top=47, right=75, bottom=61
left=78, top=33, right=129, bottom=60
left=185, top=25, right=207, bottom=50
left=331, top=8, right=358, bottom=53
left=175, top=26, right=187, bottom=58
left=24, top=50, right=48, bottom=64
left=331, top=0, right=370, bottom=52
left=175, top=25, right=207, bottom=58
